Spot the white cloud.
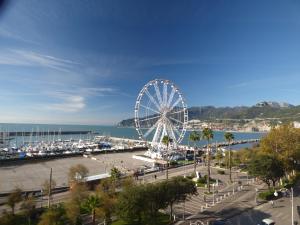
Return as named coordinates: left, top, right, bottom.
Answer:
left=45, top=94, right=85, bottom=113
left=0, top=49, right=79, bottom=72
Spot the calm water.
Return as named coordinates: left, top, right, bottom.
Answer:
left=0, top=123, right=265, bottom=149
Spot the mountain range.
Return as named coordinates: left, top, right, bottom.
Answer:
left=119, top=101, right=300, bottom=127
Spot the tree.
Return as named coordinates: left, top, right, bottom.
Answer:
left=260, top=124, right=300, bottom=173
left=0, top=211, right=17, bottom=225
left=248, top=154, right=285, bottom=188
left=38, top=204, right=68, bottom=225
left=20, top=196, right=36, bottom=225
left=96, top=193, right=117, bottom=225
left=189, top=131, right=201, bottom=174
left=69, top=182, right=88, bottom=204
left=224, top=132, right=234, bottom=183
left=68, top=164, right=89, bottom=184
left=82, top=195, right=101, bottom=225
left=162, top=135, right=173, bottom=180
left=6, top=188, right=22, bottom=215
left=117, top=184, right=146, bottom=224
left=65, top=183, right=88, bottom=225
left=215, top=149, right=224, bottom=167
left=202, top=128, right=214, bottom=193
left=110, top=167, right=122, bottom=186
left=164, top=177, right=197, bottom=220
left=65, top=200, right=81, bottom=225
left=96, top=179, right=118, bottom=225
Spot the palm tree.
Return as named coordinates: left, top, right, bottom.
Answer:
left=224, top=132, right=234, bottom=183
left=202, top=128, right=214, bottom=193
left=189, top=131, right=201, bottom=174
left=83, top=195, right=101, bottom=225
left=162, top=135, right=172, bottom=180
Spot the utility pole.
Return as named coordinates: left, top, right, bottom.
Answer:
left=48, top=168, right=52, bottom=208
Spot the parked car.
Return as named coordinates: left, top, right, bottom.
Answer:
left=260, top=218, right=275, bottom=225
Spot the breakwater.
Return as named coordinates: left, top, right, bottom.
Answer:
left=0, top=131, right=95, bottom=137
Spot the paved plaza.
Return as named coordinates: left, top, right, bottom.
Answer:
left=0, top=151, right=152, bottom=192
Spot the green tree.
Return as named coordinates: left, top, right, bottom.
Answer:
left=68, top=164, right=89, bottom=184
left=117, top=185, right=145, bottom=224
left=202, top=128, right=214, bottom=193
left=96, top=179, right=117, bottom=225
left=82, top=195, right=101, bottom=225
left=96, top=193, right=116, bottom=225
left=65, top=183, right=88, bottom=225
left=20, top=196, right=36, bottom=225
left=260, top=124, right=300, bottom=173
left=189, top=131, right=201, bottom=174
left=110, top=167, right=122, bottom=186
left=65, top=200, right=81, bottom=225
left=38, top=204, right=68, bottom=225
left=0, top=211, right=17, bottom=225
left=215, top=149, right=224, bottom=167
left=224, top=132, right=234, bottom=183
left=248, top=154, right=285, bottom=188
left=164, top=176, right=197, bottom=220
left=162, top=135, right=172, bottom=180
left=6, top=188, right=22, bottom=215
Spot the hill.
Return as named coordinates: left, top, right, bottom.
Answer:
left=119, top=101, right=300, bottom=127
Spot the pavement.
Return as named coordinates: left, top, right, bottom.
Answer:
left=0, top=150, right=152, bottom=192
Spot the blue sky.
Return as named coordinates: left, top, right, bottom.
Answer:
left=0, top=0, right=300, bottom=125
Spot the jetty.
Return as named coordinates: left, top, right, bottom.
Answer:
left=0, top=131, right=95, bottom=137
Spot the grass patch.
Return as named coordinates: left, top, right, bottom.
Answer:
left=112, top=213, right=170, bottom=225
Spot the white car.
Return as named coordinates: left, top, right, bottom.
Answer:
left=260, top=218, right=275, bottom=225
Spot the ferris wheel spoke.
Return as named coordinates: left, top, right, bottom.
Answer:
left=143, top=120, right=159, bottom=138
left=167, top=123, right=177, bottom=142
left=163, top=82, right=168, bottom=106
left=170, top=98, right=181, bottom=111
left=154, top=82, right=163, bottom=105
left=173, top=126, right=182, bottom=137
left=145, top=89, right=161, bottom=111
left=138, top=115, right=161, bottom=123
left=167, top=88, right=176, bottom=107
left=169, top=109, right=184, bottom=115
left=169, top=116, right=184, bottom=125
left=140, top=104, right=160, bottom=114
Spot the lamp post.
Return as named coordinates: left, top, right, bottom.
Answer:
left=255, top=188, right=258, bottom=204
left=40, top=189, right=43, bottom=208
left=291, top=187, right=294, bottom=225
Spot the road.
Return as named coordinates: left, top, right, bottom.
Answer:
left=227, top=184, right=300, bottom=225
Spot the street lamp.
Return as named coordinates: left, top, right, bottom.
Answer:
left=291, top=187, right=294, bottom=225
left=255, top=188, right=258, bottom=204
left=40, top=189, right=43, bottom=208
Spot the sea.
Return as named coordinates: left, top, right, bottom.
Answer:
left=0, top=123, right=265, bottom=150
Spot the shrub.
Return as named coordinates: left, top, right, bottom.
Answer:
left=169, top=160, right=178, bottom=166
left=217, top=170, right=225, bottom=175
left=258, top=190, right=276, bottom=201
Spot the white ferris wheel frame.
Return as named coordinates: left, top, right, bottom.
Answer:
left=134, top=79, right=188, bottom=146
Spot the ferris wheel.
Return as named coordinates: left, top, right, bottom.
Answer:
left=134, top=79, right=188, bottom=146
